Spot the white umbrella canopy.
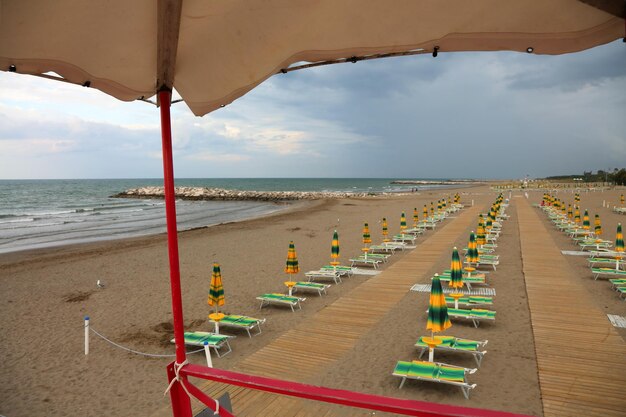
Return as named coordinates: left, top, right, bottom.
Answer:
left=0, top=0, right=623, bottom=116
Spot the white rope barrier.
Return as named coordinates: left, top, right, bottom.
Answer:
left=84, top=318, right=204, bottom=358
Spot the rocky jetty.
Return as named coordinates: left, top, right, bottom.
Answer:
left=112, top=186, right=377, bottom=201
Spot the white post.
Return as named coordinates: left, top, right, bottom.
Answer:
left=603, top=200, right=606, bottom=207
left=214, top=321, right=220, bottom=334
left=428, top=348, right=435, bottom=362
left=84, top=316, right=90, bottom=355
left=288, top=287, right=293, bottom=296
left=204, top=341, right=213, bottom=367
left=471, top=199, right=474, bottom=206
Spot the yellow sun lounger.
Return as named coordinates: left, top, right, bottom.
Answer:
left=392, top=360, right=477, bottom=399
left=256, top=293, right=306, bottom=312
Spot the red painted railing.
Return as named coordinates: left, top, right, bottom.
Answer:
left=168, top=362, right=534, bottom=417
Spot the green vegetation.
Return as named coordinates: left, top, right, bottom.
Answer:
left=544, top=168, right=626, bottom=185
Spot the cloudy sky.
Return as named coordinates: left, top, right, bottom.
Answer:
left=0, top=40, right=624, bottom=180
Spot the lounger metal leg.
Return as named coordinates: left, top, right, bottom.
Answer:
left=398, top=377, right=407, bottom=389
left=472, top=319, right=479, bottom=328
left=473, top=353, right=483, bottom=368
left=461, top=386, right=470, bottom=399
left=417, top=348, right=426, bottom=359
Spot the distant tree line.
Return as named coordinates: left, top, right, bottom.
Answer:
left=544, top=168, right=626, bottom=185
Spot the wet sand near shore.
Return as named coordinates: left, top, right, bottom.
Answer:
left=1, top=184, right=625, bottom=417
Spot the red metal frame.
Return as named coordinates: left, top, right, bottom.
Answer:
left=159, top=90, right=192, bottom=417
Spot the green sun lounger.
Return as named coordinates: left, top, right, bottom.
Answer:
left=293, top=281, right=330, bottom=296
left=617, top=287, right=626, bottom=300
left=609, top=278, right=626, bottom=289
left=256, top=293, right=305, bottom=312
left=591, top=267, right=626, bottom=280
left=173, top=331, right=233, bottom=357
left=368, top=244, right=397, bottom=253
left=588, top=258, right=626, bottom=268
left=447, top=308, right=496, bottom=328
left=444, top=295, right=493, bottom=307
left=320, top=265, right=353, bottom=276
left=209, top=314, right=265, bottom=338
left=393, top=234, right=416, bottom=244
left=392, top=360, right=477, bottom=398
left=436, top=274, right=487, bottom=291
left=415, top=336, right=488, bottom=367
left=305, top=270, right=342, bottom=284
left=350, top=256, right=382, bottom=269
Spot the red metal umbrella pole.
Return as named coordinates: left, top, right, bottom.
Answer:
left=159, top=89, right=192, bottom=417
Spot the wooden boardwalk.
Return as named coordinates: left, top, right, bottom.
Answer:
left=516, top=198, right=626, bottom=417
left=152, top=204, right=483, bottom=416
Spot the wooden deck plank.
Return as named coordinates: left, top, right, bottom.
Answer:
left=516, top=198, right=626, bottom=417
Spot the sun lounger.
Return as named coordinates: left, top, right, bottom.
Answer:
left=393, top=234, right=416, bottom=244
left=579, top=240, right=612, bottom=251
left=588, top=257, right=626, bottom=268
left=473, top=258, right=499, bottom=271
left=320, top=265, right=353, bottom=276
left=392, top=360, right=477, bottom=398
left=210, top=314, right=265, bottom=338
left=293, top=281, right=330, bottom=296
left=350, top=256, right=382, bottom=269
left=609, top=278, right=626, bottom=289
left=415, top=336, right=488, bottom=367
left=368, top=244, right=397, bottom=253
left=257, top=293, right=305, bottom=312
left=446, top=308, right=496, bottom=328
left=444, top=295, right=493, bottom=307
left=174, top=331, right=234, bottom=357
left=305, top=270, right=342, bottom=284
left=591, top=267, right=626, bottom=280
left=436, top=274, right=487, bottom=291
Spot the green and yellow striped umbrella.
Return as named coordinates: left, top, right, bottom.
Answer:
left=615, top=223, right=624, bottom=270
left=616, top=223, right=624, bottom=255
left=574, top=206, right=581, bottom=224
left=284, top=241, right=300, bottom=274
left=427, top=274, right=452, bottom=335
left=437, top=200, right=442, bottom=212
left=208, top=262, right=225, bottom=313
left=582, top=209, right=590, bottom=230
left=621, top=194, right=624, bottom=205
left=467, top=232, right=479, bottom=264
left=330, top=230, right=340, bottom=266
left=430, top=202, right=435, bottom=217
left=362, top=222, right=372, bottom=245
left=400, top=212, right=407, bottom=232
left=594, top=214, right=602, bottom=237
left=476, top=215, right=486, bottom=246
left=382, top=217, right=389, bottom=242
left=567, top=204, right=573, bottom=219
left=413, top=208, right=419, bottom=227
left=449, top=247, right=463, bottom=287
left=423, top=205, right=428, bottom=220
left=575, top=192, right=580, bottom=203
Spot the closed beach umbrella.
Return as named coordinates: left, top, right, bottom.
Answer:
left=430, top=202, right=435, bottom=217
left=582, top=209, right=590, bottom=230
left=449, top=247, right=464, bottom=309
left=208, top=263, right=225, bottom=313
left=467, top=232, right=479, bottom=264
left=423, top=205, right=429, bottom=220
left=567, top=204, right=573, bottom=219
left=382, top=217, right=389, bottom=242
left=594, top=214, right=602, bottom=237
left=330, top=230, right=340, bottom=266
left=362, top=222, right=372, bottom=259
left=413, top=208, right=419, bottom=227
left=574, top=206, right=581, bottom=224
left=621, top=194, right=624, bottom=205
left=285, top=241, right=300, bottom=274
left=400, top=212, right=407, bottom=233
left=616, top=223, right=624, bottom=270
left=427, top=273, right=452, bottom=357
left=476, top=215, right=486, bottom=246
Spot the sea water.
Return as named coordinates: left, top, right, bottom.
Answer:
left=0, top=178, right=455, bottom=253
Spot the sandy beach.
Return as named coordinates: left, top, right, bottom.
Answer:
left=1, top=184, right=625, bottom=417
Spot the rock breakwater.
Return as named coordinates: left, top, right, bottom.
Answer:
left=112, top=186, right=378, bottom=201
